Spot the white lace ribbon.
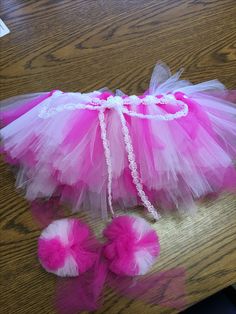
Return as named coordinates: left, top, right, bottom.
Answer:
left=39, top=94, right=189, bottom=220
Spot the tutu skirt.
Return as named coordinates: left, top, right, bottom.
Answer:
left=1, top=64, right=236, bottom=219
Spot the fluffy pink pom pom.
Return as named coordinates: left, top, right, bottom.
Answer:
left=38, top=219, right=98, bottom=277
left=103, top=215, right=160, bottom=276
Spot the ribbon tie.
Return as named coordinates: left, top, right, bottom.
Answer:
left=39, top=93, right=189, bottom=220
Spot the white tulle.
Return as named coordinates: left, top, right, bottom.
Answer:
left=149, top=62, right=225, bottom=95
left=0, top=93, right=47, bottom=109
left=1, top=63, right=236, bottom=219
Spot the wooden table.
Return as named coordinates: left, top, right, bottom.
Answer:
left=1, top=1, right=236, bottom=313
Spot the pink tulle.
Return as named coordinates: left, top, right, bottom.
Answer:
left=107, top=267, right=186, bottom=310
left=39, top=237, right=67, bottom=271
left=38, top=216, right=181, bottom=314
left=31, top=199, right=64, bottom=228
left=37, top=215, right=172, bottom=313
left=56, top=249, right=107, bottom=313
left=38, top=218, right=100, bottom=276
left=38, top=215, right=160, bottom=277
left=55, top=251, right=186, bottom=313
left=103, top=215, right=160, bottom=276
left=0, top=91, right=56, bottom=126
left=1, top=64, right=236, bottom=218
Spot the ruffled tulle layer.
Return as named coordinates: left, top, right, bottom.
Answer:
left=1, top=64, right=236, bottom=218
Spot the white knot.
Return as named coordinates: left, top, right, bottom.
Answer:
left=105, top=96, right=124, bottom=110
left=144, top=95, right=157, bottom=106
left=129, top=95, right=140, bottom=106
left=159, top=94, right=176, bottom=104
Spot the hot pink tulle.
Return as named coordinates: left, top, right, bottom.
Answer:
left=1, top=64, right=236, bottom=218
left=37, top=216, right=184, bottom=313
left=38, top=219, right=99, bottom=277
left=55, top=264, right=186, bottom=313
left=31, top=199, right=64, bottom=228
left=103, top=215, right=160, bottom=276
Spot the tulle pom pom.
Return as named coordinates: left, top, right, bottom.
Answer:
left=38, top=216, right=160, bottom=278
left=103, top=215, right=160, bottom=276
left=38, top=219, right=98, bottom=277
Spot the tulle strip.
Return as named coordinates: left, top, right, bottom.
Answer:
left=55, top=251, right=186, bottom=314
left=30, top=199, right=64, bottom=228
left=0, top=91, right=55, bottom=126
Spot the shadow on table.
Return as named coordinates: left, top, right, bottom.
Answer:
left=181, top=286, right=236, bottom=314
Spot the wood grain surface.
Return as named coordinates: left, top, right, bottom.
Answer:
left=1, top=1, right=236, bottom=313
